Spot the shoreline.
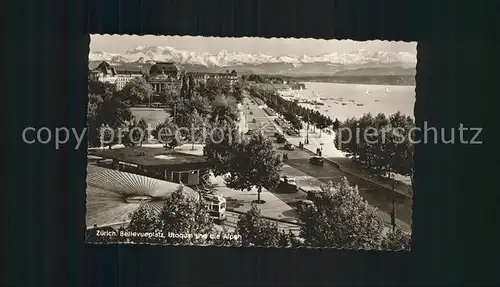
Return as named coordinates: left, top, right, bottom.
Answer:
left=248, top=85, right=414, bottom=195
left=299, top=81, right=416, bottom=88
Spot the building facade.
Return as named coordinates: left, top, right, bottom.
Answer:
left=147, top=62, right=184, bottom=94
left=188, top=70, right=239, bottom=87
left=115, top=70, right=144, bottom=90
left=91, top=61, right=118, bottom=84
left=90, top=61, right=241, bottom=94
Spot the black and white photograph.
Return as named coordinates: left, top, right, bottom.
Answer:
left=86, top=35, right=415, bottom=250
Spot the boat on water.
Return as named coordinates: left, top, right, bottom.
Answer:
left=342, top=103, right=347, bottom=106
left=374, top=99, right=379, bottom=102
left=357, top=103, right=364, bottom=106
left=385, top=88, right=389, bottom=93
left=365, top=89, right=370, bottom=95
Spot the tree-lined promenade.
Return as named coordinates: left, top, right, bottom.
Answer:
left=248, top=84, right=338, bottom=134
left=247, top=83, right=414, bottom=189
left=86, top=72, right=411, bottom=250
left=335, top=112, right=415, bottom=187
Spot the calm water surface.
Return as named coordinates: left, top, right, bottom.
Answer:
left=298, top=82, right=415, bottom=121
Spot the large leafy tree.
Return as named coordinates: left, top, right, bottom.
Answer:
left=237, top=204, right=281, bottom=247
left=164, top=89, right=211, bottom=127
left=381, top=227, right=411, bottom=251
left=87, top=92, right=132, bottom=148
left=157, top=186, right=214, bottom=245
left=210, top=94, right=239, bottom=124
left=203, top=119, right=242, bottom=176
left=88, top=78, right=116, bottom=95
left=121, top=77, right=154, bottom=104
left=151, top=118, right=180, bottom=148
left=223, top=133, right=282, bottom=203
left=298, top=177, right=385, bottom=249
left=388, top=112, right=415, bottom=181
left=126, top=204, right=163, bottom=244
left=123, top=118, right=149, bottom=147
left=183, top=109, right=208, bottom=150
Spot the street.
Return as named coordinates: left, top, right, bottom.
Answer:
left=222, top=211, right=302, bottom=236
left=244, top=96, right=413, bottom=230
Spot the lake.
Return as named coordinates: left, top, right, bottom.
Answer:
left=298, top=82, right=415, bottom=121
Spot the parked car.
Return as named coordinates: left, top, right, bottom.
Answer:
left=284, top=142, right=294, bottom=150
left=309, top=156, right=324, bottom=166
left=276, top=134, right=286, bottom=143
left=306, top=190, right=322, bottom=200
left=277, top=176, right=298, bottom=193
left=296, top=199, right=315, bottom=212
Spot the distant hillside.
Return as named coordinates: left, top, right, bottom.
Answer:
left=292, top=75, right=415, bottom=86
left=88, top=60, right=415, bottom=85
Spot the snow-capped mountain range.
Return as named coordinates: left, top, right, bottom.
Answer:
left=89, top=45, right=417, bottom=68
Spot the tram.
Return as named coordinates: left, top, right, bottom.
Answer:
left=201, top=193, right=227, bottom=223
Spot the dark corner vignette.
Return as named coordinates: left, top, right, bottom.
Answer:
left=6, top=0, right=494, bottom=286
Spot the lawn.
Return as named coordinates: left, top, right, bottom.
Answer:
left=89, top=146, right=208, bottom=168
left=130, top=107, right=169, bottom=128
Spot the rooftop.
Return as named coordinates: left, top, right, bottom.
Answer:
left=149, top=62, right=184, bottom=74
left=86, top=164, right=198, bottom=228
left=115, top=69, right=143, bottom=75
left=89, top=147, right=209, bottom=169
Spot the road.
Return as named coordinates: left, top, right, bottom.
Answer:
left=222, top=211, right=301, bottom=236
left=244, top=96, right=413, bottom=231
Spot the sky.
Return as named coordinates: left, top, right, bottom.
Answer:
left=90, top=35, right=416, bottom=56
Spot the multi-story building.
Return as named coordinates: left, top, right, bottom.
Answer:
left=146, top=62, right=184, bottom=94
left=115, top=70, right=144, bottom=90
left=91, top=61, right=118, bottom=85
left=189, top=70, right=239, bottom=87
left=90, top=61, right=144, bottom=90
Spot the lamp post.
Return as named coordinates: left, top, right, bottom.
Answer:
left=305, top=108, right=310, bottom=144
left=391, top=172, right=396, bottom=232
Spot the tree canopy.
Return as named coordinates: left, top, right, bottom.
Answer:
left=210, top=132, right=282, bottom=203
left=334, top=111, right=415, bottom=182
left=298, top=177, right=385, bottom=249
left=120, top=77, right=154, bottom=104
left=87, top=91, right=132, bottom=148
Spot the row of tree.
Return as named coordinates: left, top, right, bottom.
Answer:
left=88, top=77, right=158, bottom=149
left=248, top=86, right=338, bottom=133
left=334, top=112, right=415, bottom=184
left=105, top=71, right=245, bottom=107
left=245, top=74, right=306, bottom=90
left=90, top=176, right=410, bottom=250
left=150, top=75, right=243, bottom=148
left=200, top=125, right=411, bottom=249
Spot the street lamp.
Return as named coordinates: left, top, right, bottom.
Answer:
left=305, top=108, right=310, bottom=145
left=391, top=172, right=396, bottom=231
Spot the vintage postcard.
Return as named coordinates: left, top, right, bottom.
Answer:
left=86, top=35, right=415, bottom=250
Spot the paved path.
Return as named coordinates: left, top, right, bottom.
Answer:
left=243, top=96, right=413, bottom=231
left=223, top=211, right=301, bottom=236
left=208, top=174, right=300, bottom=222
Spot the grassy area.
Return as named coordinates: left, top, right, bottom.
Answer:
left=130, top=107, right=169, bottom=128
left=89, top=146, right=208, bottom=169
left=331, top=156, right=413, bottom=197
